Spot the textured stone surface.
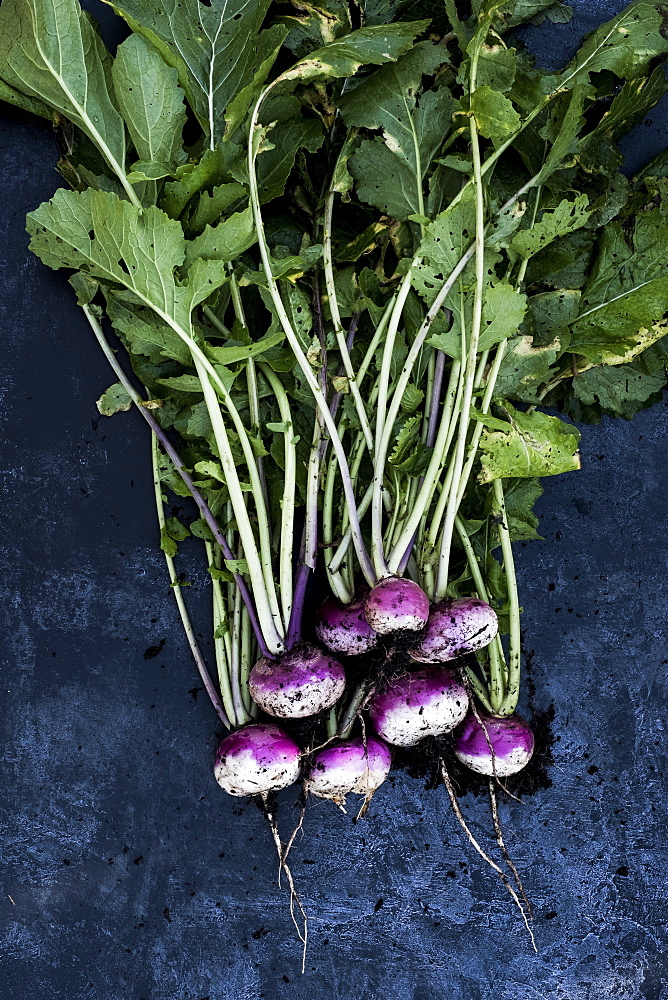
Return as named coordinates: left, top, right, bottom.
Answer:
left=1, top=2, right=668, bottom=998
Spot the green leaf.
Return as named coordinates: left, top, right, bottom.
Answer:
left=478, top=282, right=527, bottom=351
left=112, top=34, right=186, bottom=171
left=524, top=228, right=595, bottom=289
left=278, top=0, right=351, bottom=57
left=494, top=334, right=561, bottom=404
left=69, top=271, right=100, bottom=307
left=569, top=211, right=668, bottom=364
left=188, top=182, right=246, bottom=233
left=511, top=195, right=590, bottom=259
left=27, top=188, right=227, bottom=340
left=194, top=459, right=226, bottom=483
left=225, top=558, right=249, bottom=575
left=96, top=382, right=132, bottom=416
left=190, top=518, right=215, bottom=541
left=255, top=110, right=324, bottom=205
left=160, top=526, right=179, bottom=558
left=160, top=513, right=190, bottom=556
left=400, top=383, right=424, bottom=414
left=280, top=21, right=430, bottom=82
left=206, top=329, right=286, bottom=365
left=334, top=221, right=389, bottom=262
left=0, top=0, right=127, bottom=176
left=165, top=515, right=190, bottom=541
left=157, top=375, right=203, bottom=393
left=572, top=365, right=666, bottom=411
left=184, top=206, right=256, bottom=266
left=331, top=129, right=357, bottom=199
left=108, top=0, right=283, bottom=145
left=223, top=26, right=288, bottom=139
left=556, top=2, right=668, bottom=86
left=412, top=188, right=477, bottom=306
left=470, top=87, right=521, bottom=142
left=105, top=293, right=191, bottom=366
left=340, top=42, right=453, bottom=220
left=161, top=145, right=243, bottom=220
left=502, top=478, right=544, bottom=541
left=532, top=83, right=589, bottom=188
left=127, top=161, right=174, bottom=182
left=388, top=414, right=431, bottom=475
left=0, top=76, right=58, bottom=121
left=487, top=200, right=527, bottom=249
left=471, top=43, right=517, bottom=93
left=526, top=289, right=581, bottom=345
left=477, top=403, right=581, bottom=482
left=583, top=66, right=668, bottom=147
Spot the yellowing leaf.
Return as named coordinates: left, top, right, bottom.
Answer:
left=478, top=403, right=581, bottom=482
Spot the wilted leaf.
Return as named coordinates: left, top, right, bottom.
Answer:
left=96, top=382, right=132, bottom=416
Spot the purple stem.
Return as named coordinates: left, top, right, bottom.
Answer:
left=286, top=563, right=310, bottom=648
left=426, top=350, right=447, bottom=449
left=397, top=348, right=448, bottom=576
left=286, top=312, right=360, bottom=646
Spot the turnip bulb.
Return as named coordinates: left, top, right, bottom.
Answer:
left=410, top=598, right=498, bottom=663
left=249, top=642, right=346, bottom=719
left=453, top=712, right=535, bottom=777
left=363, top=577, right=430, bottom=635
left=306, top=736, right=392, bottom=806
left=369, top=666, right=469, bottom=747
left=214, top=723, right=302, bottom=796
left=314, top=596, right=379, bottom=655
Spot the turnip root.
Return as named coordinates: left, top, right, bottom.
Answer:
left=214, top=723, right=302, bottom=796
left=453, top=712, right=535, bottom=776
left=306, top=736, right=392, bottom=806
left=314, top=596, right=379, bottom=655
left=369, top=666, right=468, bottom=746
left=249, top=643, right=346, bottom=719
left=410, top=598, right=498, bottom=663
left=364, top=577, right=430, bottom=635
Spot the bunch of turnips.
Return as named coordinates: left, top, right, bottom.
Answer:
left=216, top=577, right=530, bottom=805
left=6, top=0, right=668, bottom=952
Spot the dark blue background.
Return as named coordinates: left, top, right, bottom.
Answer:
left=1, top=2, right=667, bottom=997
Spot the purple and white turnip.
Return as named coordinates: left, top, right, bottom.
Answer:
left=214, top=723, right=302, bottom=796
left=369, top=665, right=469, bottom=747
left=363, top=577, right=430, bottom=635
left=306, top=736, right=392, bottom=806
left=453, top=712, right=535, bottom=777
left=249, top=643, right=346, bottom=719
left=410, top=598, right=499, bottom=663
left=315, top=596, right=379, bottom=655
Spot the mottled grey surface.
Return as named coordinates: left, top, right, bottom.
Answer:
left=1, top=2, right=668, bottom=998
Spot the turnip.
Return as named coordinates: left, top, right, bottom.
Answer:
left=363, top=577, right=430, bottom=635
left=453, top=712, right=535, bottom=777
left=306, top=736, right=392, bottom=806
left=214, top=723, right=302, bottom=796
left=314, top=596, right=379, bottom=655
left=369, top=665, right=468, bottom=746
left=410, top=598, right=498, bottom=663
left=249, top=643, right=346, bottom=719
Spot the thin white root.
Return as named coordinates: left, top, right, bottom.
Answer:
left=261, top=794, right=309, bottom=973
left=355, top=717, right=374, bottom=820
left=284, top=797, right=307, bottom=861
left=488, top=779, right=533, bottom=920
left=356, top=793, right=373, bottom=821
left=440, top=761, right=537, bottom=953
